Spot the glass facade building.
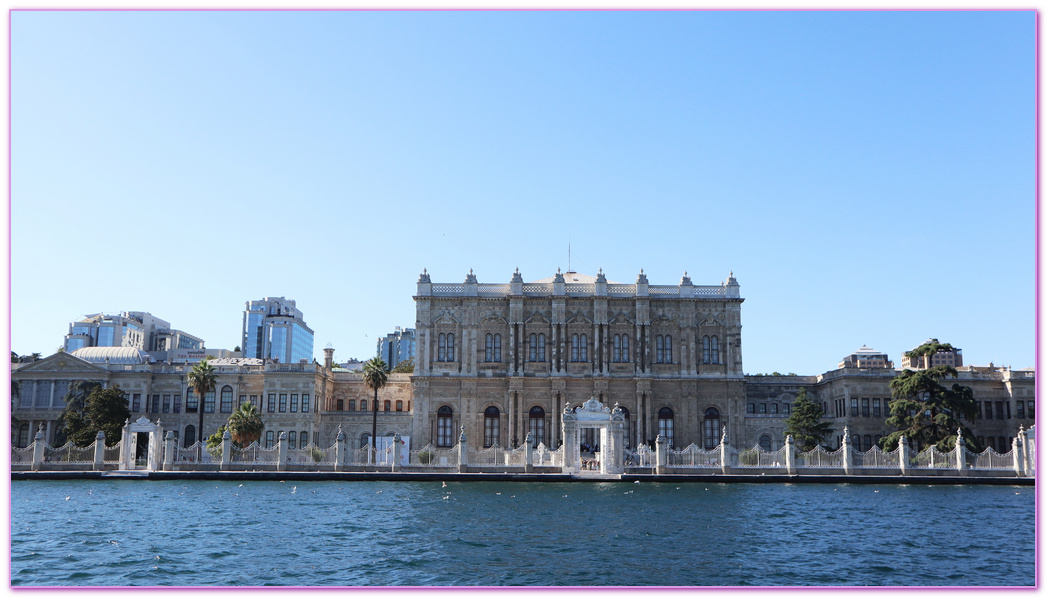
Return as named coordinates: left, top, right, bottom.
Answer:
left=242, top=297, right=314, bottom=364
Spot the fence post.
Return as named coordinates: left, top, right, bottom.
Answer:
left=335, top=425, right=346, bottom=471
left=524, top=432, right=534, bottom=473
left=655, top=434, right=667, bottom=475
left=720, top=426, right=730, bottom=474
left=164, top=431, right=175, bottom=471
left=392, top=432, right=402, bottom=472
left=221, top=428, right=232, bottom=470
left=1017, top=426, right=1030, bottom=477
left=955, top=429, right=967, bottom=476
left=457, top=427, right=468, bottom=473
left=841, top=426, right=851, bottom=476
left=784, top=434, right=795, bottom=475
left=92, top=431, right=106, bottom=471
left=898, top=436, right=909, bottom=476
left=1012, top=436, right=1024, bottom=477
left=31, top=424, right=45, bottom=471
left=277, top=432, right=288, bottom=471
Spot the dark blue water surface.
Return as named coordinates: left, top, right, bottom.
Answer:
left=10, top=479, right=1034, bottom=586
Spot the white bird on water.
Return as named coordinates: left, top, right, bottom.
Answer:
left=442, top=481, right=447, bottom=487
left=291, top=486, right=297, bottom=494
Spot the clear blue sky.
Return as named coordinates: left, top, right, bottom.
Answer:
left=9, top=10, right=1036, bottom=375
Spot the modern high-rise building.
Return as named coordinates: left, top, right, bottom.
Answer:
left=63, top=312, right=203, bottom=353
left=837, top=345, right=893, bottom=369
left=900, top=338, right=963, bottom=369
left=377, top=326, right=416, bottom=369
left=242, top=297, right=314, bottom=364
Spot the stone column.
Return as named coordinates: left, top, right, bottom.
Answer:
left=457, top=426, right=468, bottom=473
left=120, top=419, right=132, bottom=470
left=955, top=429, right=967, bottom=476
left=720, top=426, right=731, bottom=474
left=841, top=426, right=851, bottom=476
left=164, top=431, right=175, bottom=471
left=898, top=436, right=909, bottom=476
left=655, top=434, right=668, bottom=474
left=507, top=391, right=515, bottom=449
left=524, top=432, right=534, bottom=473
left=561, top=406, right=577, bottom=474
left=221, top=428, right=232, bottom=470
left=31, top=424, right=45, bottom=471
left=92, top=431, right=106, bottom=471
left=392, top=432, right=403, bottom=472
left=277, top=432, right=288, bottom=471
left=334, top=425, right=347, bottom=471
left=784, top=434, right=795, bottom=475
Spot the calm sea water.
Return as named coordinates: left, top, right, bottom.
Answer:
left=10, top=479, right=1035, bottom=586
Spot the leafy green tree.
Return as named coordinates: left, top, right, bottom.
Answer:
left=61, top=380, right=104, bottom=422
left=206, top=425, right=235, bottom=459
left=363, top=357, right=390, bottom=450
left=880, top=365, right=979, bottom=453
left=187, top=358, right=217, bottom=458
left=59, top=385, right=130, bottom=447
left=783, top=388, right=833, bottom=451
left=227, top=401, right=265, bottom=446
left=391, top=358, right=415, bottom=374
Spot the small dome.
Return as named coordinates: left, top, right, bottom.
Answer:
left=71, top=346, right=150, bottom=365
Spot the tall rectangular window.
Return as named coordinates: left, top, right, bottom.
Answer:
left=131, top=393, right=141, bottom=413
left=301, top=394, right=310, bottom=413
left=1017, top=401, right=1025, bottom=419
left=279, top=394, right=288, bottom=412
left=850, top=398, right=859, bottom=417
left=995, top=401, right=1004, bottom=420
left=173, top=394, right=181, bottom=414
left=163, top=395, right=171, bottom=413
left=239, top=395, right=246, bottom=409
left=268, top=393, right=276, bottom=413
left=861, top=398, right=870, bottom=418
left=873, top=398, right=881, bottom=418
left=203, top=391, right=215, bottom=413
left=290, top=394, right=299, bottom=413
left=151, top=394, right=160, bottom=413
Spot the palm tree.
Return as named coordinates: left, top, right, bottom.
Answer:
left=187, top=358, right=217, bottom=460
left=227, top=401, right=265, bottom=446
left=363, top=357, right=390, bottom=453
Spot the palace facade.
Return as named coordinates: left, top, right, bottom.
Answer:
left=10, top=269, right=1036, bottom=456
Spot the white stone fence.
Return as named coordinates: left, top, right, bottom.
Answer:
left=651, top=426, right=1035, bottom=478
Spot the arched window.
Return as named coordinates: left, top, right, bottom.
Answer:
left=658, top=407, right=674, bottom=448
left=301, top=430, right=309, bottom=447
left=220, top=386, right=233, bottom=413
left=529, top=333, right=537, bottom=361
left=485, top=334, right=494, bottom=362
left=579, top=334, right=588, bottom=362
left=613, top=335, right=622, bottom=362
left=438, top=334, right=447, bottom=362
left=17, top=423, right=29, bottom=448
left=702, top=336, right=710, bottom=364
left=528, top=406, right=546, bottom=448
left=184, top=425, right=196, bottom=448
left=571, top=334, right=579, bottom=362
left=704, top=407, right=720, bottom=450
left=656, top=335, right=664, bottom=363
left=265, top=430, right=275, bottom=449
left=384, top=400, right=391, bottom=412
left=437, top=405, right=454, bottom=447
left=493, top=334, right=501, bottom=362
left=710, top=336, right=720, bottom=364
left=537, top=334, right=546, bottom=362
left=484, top=406, right=500, bottom=448
left=396, top=400, right=403, bottom=411
left=863, top=435, right=873, bottom=451
left=759, top=434, right=772, bottom=452
left=361, top=433, right=371, bottom=449
left=288, top=431, right=297, bottom=450
left=446, top=333, right=455, bottom=362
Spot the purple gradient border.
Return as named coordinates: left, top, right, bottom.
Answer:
left=4, top=7, right=1039, bottom=592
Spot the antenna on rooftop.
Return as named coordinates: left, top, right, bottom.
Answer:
left=568, top=237, right=571, bottom=273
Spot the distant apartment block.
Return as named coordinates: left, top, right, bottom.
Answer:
left=837, top=345, right=893, bottom=369
left=377, top=326, right=416, bottom=368
left=242, top=297, right=314, bottom=364
left=900, top=338, right=963, bottom=369
left=64, top=312, right=203, bottom=354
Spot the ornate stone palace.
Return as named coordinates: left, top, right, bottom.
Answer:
left=10, top=270, right=1036, bottom=457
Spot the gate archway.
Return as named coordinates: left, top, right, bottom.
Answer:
left=560, top=397, right=626, bottom=474
left=120, top=417, right=164, bottom=471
